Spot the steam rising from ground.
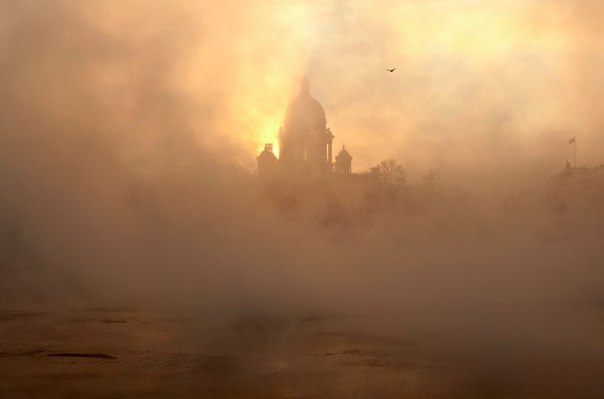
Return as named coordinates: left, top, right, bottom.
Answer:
left=1, top=1, right=604, bottom=396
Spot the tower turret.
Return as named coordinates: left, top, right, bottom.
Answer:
left=257, top=143, right=278, bottom=176
left=334, top=145, right=352, bottom=175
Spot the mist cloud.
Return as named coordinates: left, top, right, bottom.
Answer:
left=1, top=1, right=604, bottom=396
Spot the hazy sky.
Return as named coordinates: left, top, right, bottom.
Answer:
left=2, top=0, right=604, bottom=188
left=174, top=0, right=604, bottom=186
left=2, top=5, right=604, bottom=393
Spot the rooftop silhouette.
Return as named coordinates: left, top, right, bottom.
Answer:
left=258, top=78, right=348, bottom=176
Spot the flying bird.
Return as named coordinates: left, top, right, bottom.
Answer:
left=387, top=68, right=396, bottom=72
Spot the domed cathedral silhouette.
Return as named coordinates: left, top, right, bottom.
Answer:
left=257, top=77, right=352, bottom=177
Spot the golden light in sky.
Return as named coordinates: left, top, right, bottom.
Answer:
left=168, top=0, right=603, bottom=182
left=3, top=2, right=604, bottom=397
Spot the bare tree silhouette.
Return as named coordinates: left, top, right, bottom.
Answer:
left=370, top=159, right=406, bottom=199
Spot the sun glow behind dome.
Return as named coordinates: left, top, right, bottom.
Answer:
left=176, top=0, right=599, bottom=174
left=257, top=116, right=282, bottom=159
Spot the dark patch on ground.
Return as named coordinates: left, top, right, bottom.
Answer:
left=47, top=353, right=116, bottom=360
left=101, top=319, right=127, bottom=324
left=68, top=318, right=129, bottom=324
left=0, top=350, right=46, bottom=357
left=317, top=332, right=419, bottom=348
left=306, top=348, right=364, bottom=357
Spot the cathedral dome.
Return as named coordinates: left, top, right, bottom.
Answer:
left=283, top=77, right=326, bottom=134
left=279, top=77, right=333, bottom=171
left=336, top=145, right=352, bottom=161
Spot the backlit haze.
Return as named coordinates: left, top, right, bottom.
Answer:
left=1, top=1, right=604, bottom=398
left=3, top=0, right=600, bottom=187
left=184, top=0, right=604, bottom=188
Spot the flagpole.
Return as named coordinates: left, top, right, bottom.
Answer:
left=574, top=139, right=577, bottom=168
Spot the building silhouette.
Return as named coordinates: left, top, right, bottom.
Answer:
left=256, top=143, right=279, bottom=176
left=552, top=162, right=604, bottom=209
left=258, top=78, right=351, bottom=176
left=334, top=145, right=352, bottom=175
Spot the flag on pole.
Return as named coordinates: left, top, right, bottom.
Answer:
left=569, top=137, right=577, bottom=167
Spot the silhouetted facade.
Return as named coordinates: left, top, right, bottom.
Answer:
left=545, top=163, right=604, bottom=224
left=258, top=78, right=351, bottom=176
left=334, top=146, right=352, bottom=175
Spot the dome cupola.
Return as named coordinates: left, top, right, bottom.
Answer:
left=279, top=77, right=333, bottom=171
left=334, top=145, right=352, bottom=175
left=283, top=77, right=327, bottom=135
